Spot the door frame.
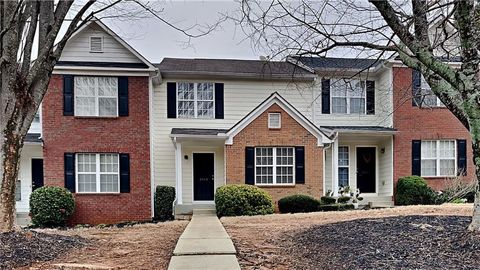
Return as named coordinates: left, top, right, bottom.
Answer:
left=354, top=145, right=378, bottom=196
left=191, top=151, right=216, bottom=204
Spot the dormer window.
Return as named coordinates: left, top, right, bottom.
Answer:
left=90, top=36, right=103, bottom=53
left=268, top=113, right=281, bottom=129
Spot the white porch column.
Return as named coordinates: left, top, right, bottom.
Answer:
left=332, top=135, right=339, bottom=197
left=175, top=142, right=183, bottom=204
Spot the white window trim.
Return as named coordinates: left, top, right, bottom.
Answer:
left=74, top=77, right=119, bottom=117
left=268, top=113, right=281, bottom=129
left=338, top=145, right=349, bottom=187
left=89, top=36, right=104, bottom=53
left=421, top=140, right=457, bottom=177
left=75, top=153, right=120, bottom=194
left=330, top=79, right=367, bottom=115
left=254, top=147, right=295, bottom=186
left=176, top=82, right=215, bottom=119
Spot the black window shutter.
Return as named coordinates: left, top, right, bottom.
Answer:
left=412, top=69, right=422, bottom=106
left=118, top=77, right=129, bottom=116
left=412, top=140, right=421, bottom=176
left=245, top=147, right=255, bottom=185
left=457, top=139, right=467, bottom=176
left=167, top=82, right=177, bottom=118
left=63, top=75, right=74, bottom=116
left=64, top=153, right=75, bottom=193
left=295, top=147, right=305, bottom=184
left=321, top=78, right=330, bottom=114
left=215, top=83, right=224, bottom=119
left=120, top=153, right=130, bottom=193
left=366, top=80, right=375, bottom=115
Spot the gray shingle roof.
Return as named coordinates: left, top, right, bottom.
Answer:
left=25, top=133, right=42, bottom=143
left=157, top=58, right=315, bottom=80
left=171, top=128, right=228, bottom=136
left=294, top=57, right=384, bottom=71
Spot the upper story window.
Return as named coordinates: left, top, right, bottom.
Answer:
left=177, top=82, right=214, bottom=119
left=255, top=147, right=295, bottom=185
left=268, top=113, right=281, bottom=128
left=74, top=76, right=118, bottom=117
left=421, top=140, right=456, bottom=177
left=331, top=79, right=366, bottom=114
left=76, top=153, right=119, bottom=193
left=420, top=75, right=444, bottom=107
left=90, top=36, right=103, bottom=53
left=28, top=109, right=41, bottom=134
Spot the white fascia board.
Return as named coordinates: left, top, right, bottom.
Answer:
left=53, top=68, right=153, bottom=77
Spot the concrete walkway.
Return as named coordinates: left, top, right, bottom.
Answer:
left=168, top=210, right=240, bottom=270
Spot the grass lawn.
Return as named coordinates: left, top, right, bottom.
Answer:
left=10, top=220, right=188, bottom=270
left=221, top=204, right=479, bottom=270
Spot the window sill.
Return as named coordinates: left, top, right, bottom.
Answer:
left=421, top=176, right=456, bottom=179
left=418, top=106, right=447, bottom=110
left=255, top=184, right=296, bottom=188
left=73, top=116, right=119, bottom=119
left=75, top=192, right=121, bottom=196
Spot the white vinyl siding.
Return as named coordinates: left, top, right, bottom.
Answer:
left=15, top=145, right=43, bottom=213
left=421, top=140, right=456, bottom=177
left=74, top=76, right=118, bottom=117
left=255, top=147, right=294, bottom=185
left=76, top=153, right=119, bottom=193
left=177, top=82, right=214, bottom=119
left=59, top=22, right=142, bottom=63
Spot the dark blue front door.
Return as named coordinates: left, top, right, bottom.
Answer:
left=31, top=159, right=44, bottom=191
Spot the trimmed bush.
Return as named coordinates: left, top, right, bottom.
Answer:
left=215, top=184, right=274, bottom=217
left=320, top=196, right=336, bottom=205
left=30, top=186, right=75, bottom=227
left=318, top=203, right=354, bottom=212
left=154, top=186, right=176, bottom=221
left=278, top=194, right=320, bottom=213
left=395, top=176, right=437, bottom=205
left=337, top=196, right=351, bottom=204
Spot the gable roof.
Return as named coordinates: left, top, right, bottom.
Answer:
left=157, top=58, right=315, bottom=81
left=222, top=92, right=330, bottom=146
left=291, top=56, right=384, bottom=72
left=57, top=19, right=155, bottom=71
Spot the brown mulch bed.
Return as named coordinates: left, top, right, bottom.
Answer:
left=0, top=231, right=87, bottom=269
left=286, top=215, right=480, bottom=270
left=222, top=204, right=476, bottom=269
left=22, top=220, right=188, bottom=270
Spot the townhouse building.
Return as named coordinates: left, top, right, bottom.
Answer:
left=14, top=19, right=474, bottom=224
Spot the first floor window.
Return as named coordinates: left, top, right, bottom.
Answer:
left=338, top=146, right=349, bottom=187
left=421, top=140, right=456, bottom=176
left=76, top=153, right=119, bottom=193
left=177, top=82, right=214, bottom=118
left=75, top=76, right=118, bottom=117
left=255, top=147, right=294, bottom=185
left=331, top=79, right=366, bottom=114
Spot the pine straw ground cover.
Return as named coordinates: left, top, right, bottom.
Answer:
left=3, top=220, right=187, bottom=270
left=221, top=204, right=479, bottom=270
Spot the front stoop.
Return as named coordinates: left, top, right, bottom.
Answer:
left=168, top=212, right=240, bottom=270
left=16, top=212, right=31, bottom=227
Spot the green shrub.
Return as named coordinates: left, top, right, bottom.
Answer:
left=215, top=184, right=274, bottom=217
left=337, top=196, right=351, bottom=204
left=320, top=196, right=336, bottom=205
left=318, top=203, right=354, bottom=212
left=395, top=176, right=437, bottom=205
left=30, top=186, right=75, bottom=227
left=154, top=186, right=175, bottom=221
left=278, top=194, right=320, bottom=213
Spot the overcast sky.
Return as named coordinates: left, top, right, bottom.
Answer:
left=102, top=1, right=259, bottom=63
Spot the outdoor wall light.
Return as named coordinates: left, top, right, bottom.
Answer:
left=380, top=148, right=385, bottom=154
left=184, top=155, right=188, bottom=160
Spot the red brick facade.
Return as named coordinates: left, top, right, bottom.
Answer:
left=392, top=67, right=475, bottom=190
left=225, top=104, right=323, bottom=205
left=42, top=75, right=151, bottom=225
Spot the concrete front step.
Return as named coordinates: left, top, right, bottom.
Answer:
left=192, top=209, right=216, bottom=216
left=16, top=212, right=31, bottom=227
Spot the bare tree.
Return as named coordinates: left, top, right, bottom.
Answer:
left=0, top=0, right=221, bottom=233
left=238, top=0, right=480, bottom=230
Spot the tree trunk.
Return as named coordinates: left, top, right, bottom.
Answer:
left=468, top=139, right=480, bottom=231
left=0, top=125, right=24, bottom=232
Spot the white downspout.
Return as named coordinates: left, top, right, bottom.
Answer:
left=149, top=70, right=159, bottom=219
